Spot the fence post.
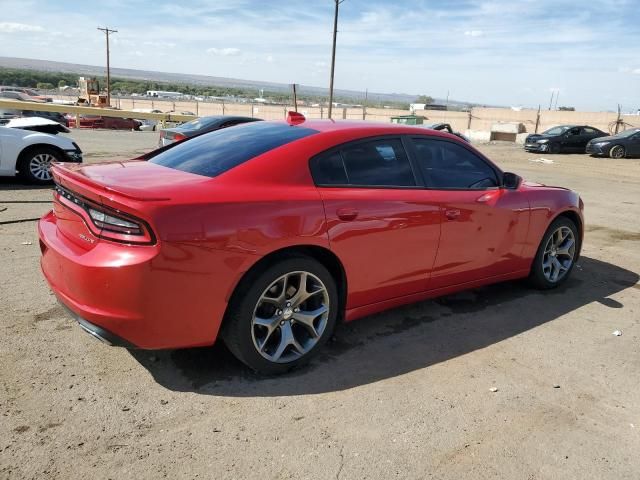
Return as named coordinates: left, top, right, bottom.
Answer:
left=320, top=106, right=324, bottom=119
left=362, top=106, right=366, bottom=120
left=222, top=101, right=225, bottom=115
left=151, top=99, right=154, bottom=109
left=534, top=105, right=541, bottom=134
left=196, top=101, right=199, bottom=116
left=467, top=108, right=472, bottom=130
left=251, top=104, right=254, bottom=118
left=342, top=107, right=347, bottom=119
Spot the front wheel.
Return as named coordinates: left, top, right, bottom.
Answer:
left=223, top=256, right=338, bottom=374
left=609, top=145, right=625, bottom=159
left=528, top=217, right=578, bottom=289
left=18, top=147, right=62, bottom=184
left=548, top=143, right=561, bottom=154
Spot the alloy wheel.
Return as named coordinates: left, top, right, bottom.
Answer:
left=29, top=153, right=55, bottom=181
left=610, top=146, right=625, bottom=159
left=251, top=271, right=330, bottom=363
left=542, top=226, right=576, bottom=283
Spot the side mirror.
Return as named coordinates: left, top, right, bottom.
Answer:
left=502, top=172, right=522, bottom=189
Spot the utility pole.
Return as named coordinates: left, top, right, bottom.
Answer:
left=362, top=88, right=367, bottom=120
left=553, top=91, right=559, bottom=110
left=291, top=83, right=298, bottom=112
left=97, top=27, right=117, bottom=107
left=548, top=91, right=554, bottom=110
left=328, top=0, right=344, bottom=120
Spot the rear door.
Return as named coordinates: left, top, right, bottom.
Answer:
left=407, top=136, right=530, bottom=289
left=311, top=136, right=441, bottom=308
left=582, top=126, right=604, bottom=144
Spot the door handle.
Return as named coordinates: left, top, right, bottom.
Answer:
left=336, top=208, right=359, bottom=221
left=445, top=209, right=461, bottom=220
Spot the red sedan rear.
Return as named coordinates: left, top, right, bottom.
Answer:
left=66, top=115, right=141, bottom=130
left=38, top=116, right=584, bottom=373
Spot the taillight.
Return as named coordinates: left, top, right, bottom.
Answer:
left=174, top=133, right=186, bottom=142
left=54, top=184, right=155, bottom=245
left=88, top=207, right=143, bottom=236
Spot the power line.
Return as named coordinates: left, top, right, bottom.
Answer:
left=97, top=27, right=118, bottom=107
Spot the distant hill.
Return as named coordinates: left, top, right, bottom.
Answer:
left=0, top=56, right=474, bottom=107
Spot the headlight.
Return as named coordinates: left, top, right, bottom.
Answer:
left=537, top=139, right=549, bottom=144
left=593, top=141, right=610, bottom=147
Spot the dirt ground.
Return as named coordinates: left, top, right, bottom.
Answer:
left=1, top=130, right=639, bottom=479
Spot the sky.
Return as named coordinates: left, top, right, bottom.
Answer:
left=0, top=0, right=638, bottom=111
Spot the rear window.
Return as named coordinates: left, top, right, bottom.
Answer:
left=150, top=122, right=318, bottom=178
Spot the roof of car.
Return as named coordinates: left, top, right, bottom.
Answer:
left=286, top=119, right=443, bottom=135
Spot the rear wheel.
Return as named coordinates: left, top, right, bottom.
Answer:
left=18, top=146, right=62, bottom=184
left=529, top=217, right=578, bottom=289
left=223, top=256, right=338, bottom=374
left=609, top=145, right=625, bottom=159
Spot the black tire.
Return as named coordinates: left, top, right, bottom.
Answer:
left=222, top=256, right=338, bottom=374
left=528, top=216, right=579, bottom=289
left=609, top=145, right=625, bottom=159
left=18, top=146, right=62, bottom=184
left=548, top=143, right=561, bottom=154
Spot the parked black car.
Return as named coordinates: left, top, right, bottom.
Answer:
left=524, top=125, right=606, bottom=154
left=586, top=128, right=640, bottom=159
left=425, top=123, right=470, bottom=142
left=158, top=115, right=262, bottom=147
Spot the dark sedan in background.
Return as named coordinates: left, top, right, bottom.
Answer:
left=586, top=128, right=640, bottom=159
left=524, top=125, right=606, bottom=154
left=158, top=115, right=261, bottom=146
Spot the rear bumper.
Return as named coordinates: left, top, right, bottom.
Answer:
left=38, top=210, right=253, bottom=349
left=58, top=299, right=137, bottom=348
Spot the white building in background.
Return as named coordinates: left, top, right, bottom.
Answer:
left=146, top=90, right=185, bottom=98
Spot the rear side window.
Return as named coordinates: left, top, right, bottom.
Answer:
left=150, top=122, right=318, bottom=178
left=582, top=127, right=597, bottom=134
left=311, top=138, right=416, bottom=187
left=412, top=138, right=498, bottom=189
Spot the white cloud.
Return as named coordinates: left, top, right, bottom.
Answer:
left=632, top=68, right=640, bottom=74
left=143, top=40, right=176, bottom=48
left=265, top=54, right=274, bottom=62
left=0, top=22, right=43, bottom=33
left=206, top=47, right=241, bottom=56
left=464, top=30, right=484, bottom=37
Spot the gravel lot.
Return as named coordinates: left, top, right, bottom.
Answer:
left=1, top=129, right=639, bottom=479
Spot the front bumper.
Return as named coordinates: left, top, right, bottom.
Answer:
left=586, top=143, right=607, bottom=156
left=524, top=143, right=549, bottom=152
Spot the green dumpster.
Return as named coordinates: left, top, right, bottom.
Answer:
left=390, top=115, right=425, bottom=125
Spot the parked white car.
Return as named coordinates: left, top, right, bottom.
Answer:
left=0, top=117, right=82, bottom=184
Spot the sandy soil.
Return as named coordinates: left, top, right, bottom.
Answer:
left=1, top=131, right=639, bottom=479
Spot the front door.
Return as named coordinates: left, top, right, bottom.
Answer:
left=407, top=136, right=530, bottom=289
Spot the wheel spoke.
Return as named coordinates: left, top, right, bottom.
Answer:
left=556, top=238, right=574, bottom=256
left=292, top=305, right=328, bottom=338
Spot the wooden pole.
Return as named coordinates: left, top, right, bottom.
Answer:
left=328, top=0, right=342, bottom=119
left=97, top=27, right=117, bottom=107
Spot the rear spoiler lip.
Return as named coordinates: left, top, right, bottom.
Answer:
left=51, top=162, right=171, bottom=202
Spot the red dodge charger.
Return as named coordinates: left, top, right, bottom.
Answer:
left=38, top=115, right=584, bottom=373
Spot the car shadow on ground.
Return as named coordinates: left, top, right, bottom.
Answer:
left=0, top=177, right=52, bottom=191
left=130, top=256, right=638, bottom=396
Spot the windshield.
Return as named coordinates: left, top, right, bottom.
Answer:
left=543, top=126, right=571, bottom=135
left=177, top=117, right=223, bottom=131
left=150, top=122, right=318, bottom=178
left=614, top=128, right=640, bottom=138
